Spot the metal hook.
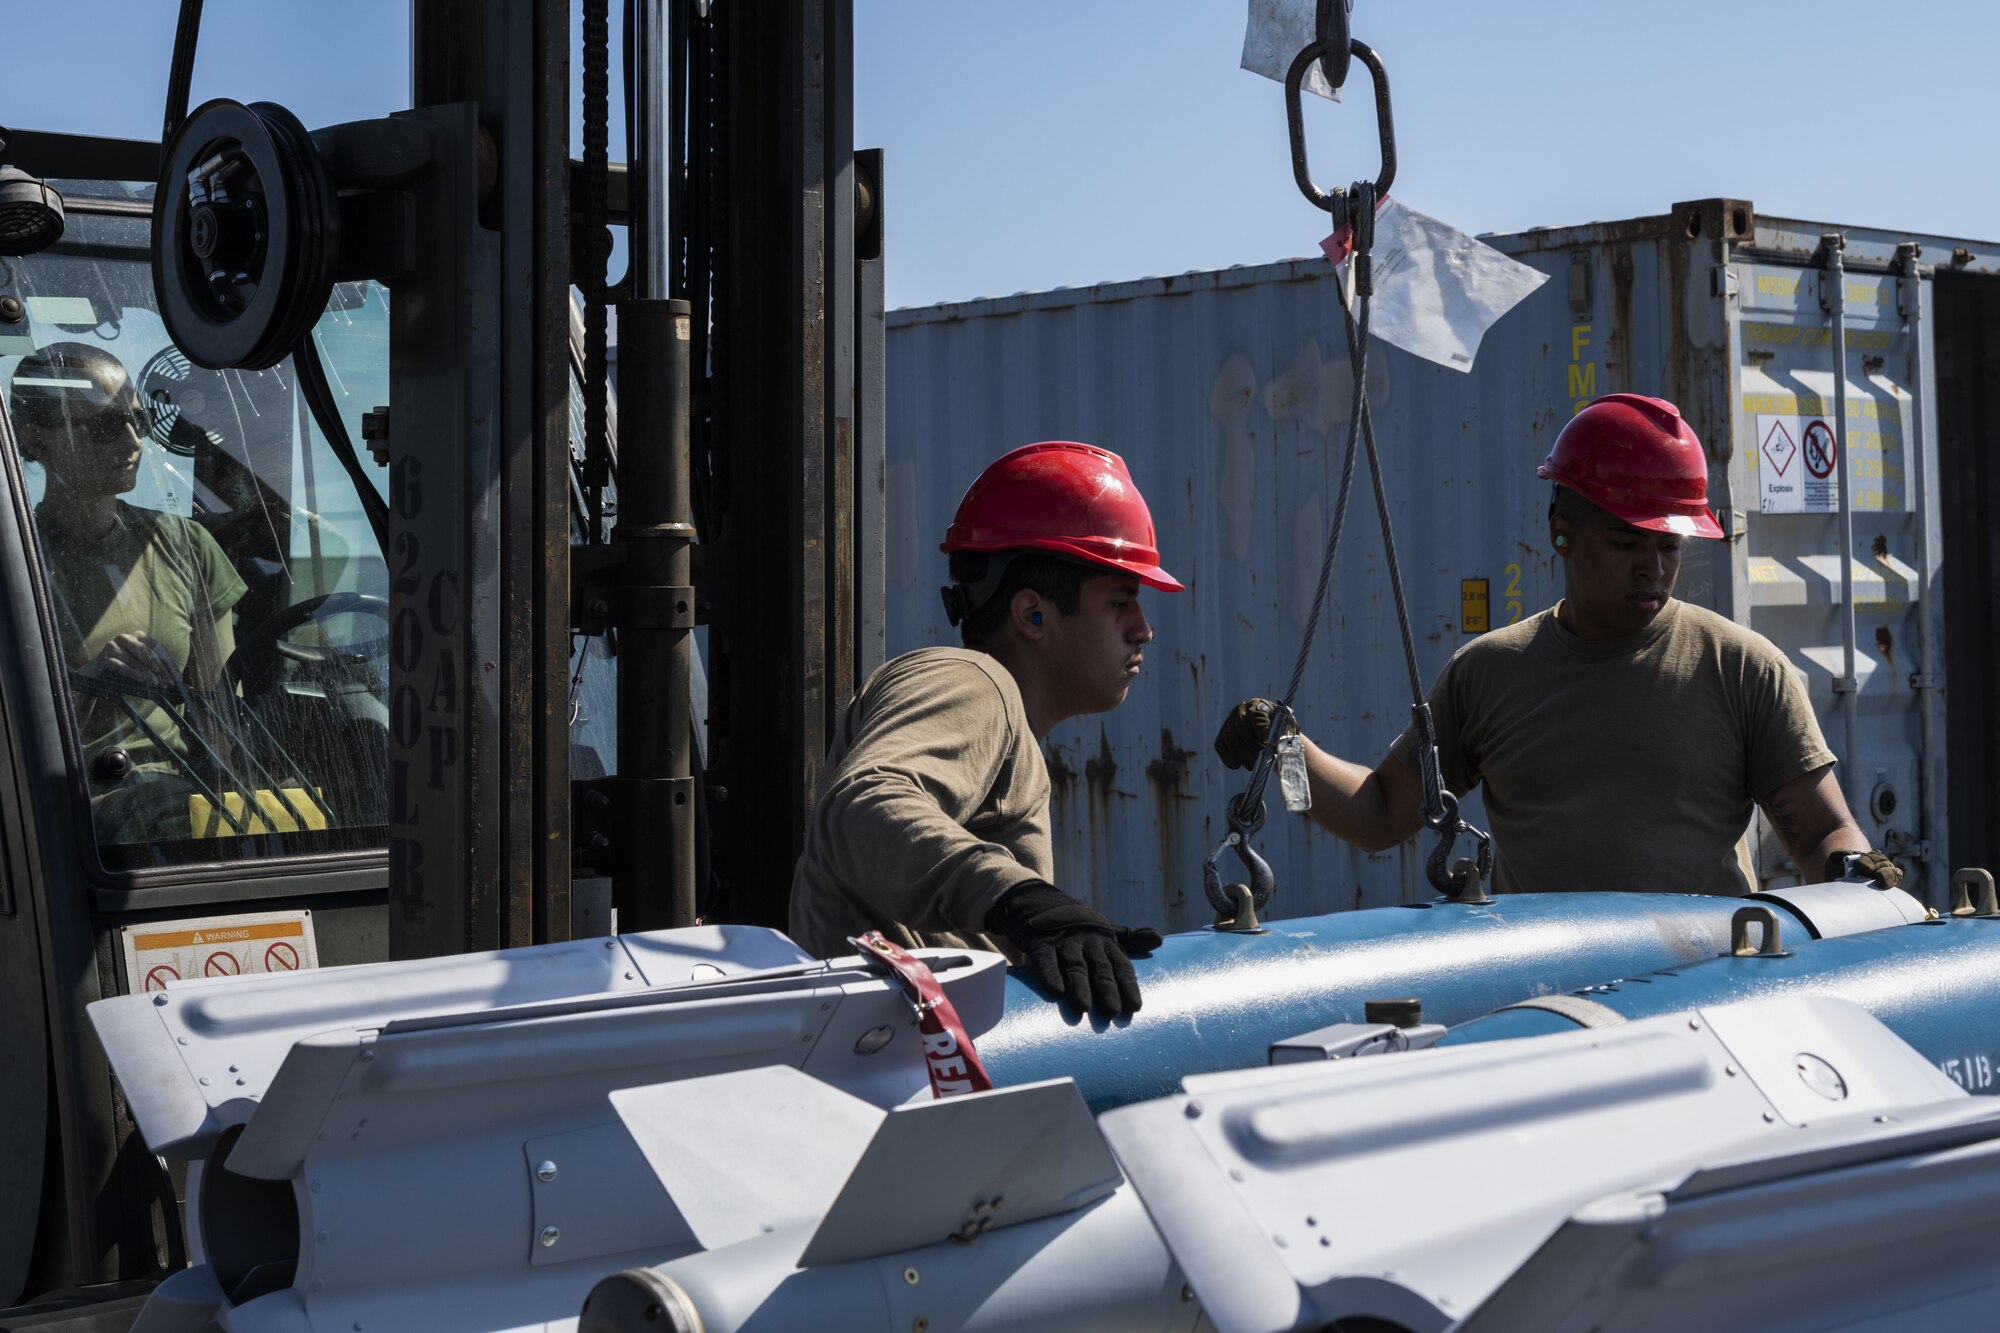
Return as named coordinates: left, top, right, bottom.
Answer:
left=1204, top=797, right=1276, bottom=930
left=1285, top=38, right=1397, bottom=217
left=1424, top=789, right=1494, bottom=903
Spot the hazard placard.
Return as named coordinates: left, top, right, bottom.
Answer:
left=120, top=909, right=319, bottom=994
left=1758, top=414, right=1840, bottom=514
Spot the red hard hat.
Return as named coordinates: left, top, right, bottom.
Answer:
left=940, top=441, right=1183, bottom=591
left=1538, top=393, right=1722, bottom=539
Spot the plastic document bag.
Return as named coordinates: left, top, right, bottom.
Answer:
left=1331, top=198, right=1550, bottom=373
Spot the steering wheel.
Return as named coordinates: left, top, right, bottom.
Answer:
left=226, top=591, right=390, bottom=694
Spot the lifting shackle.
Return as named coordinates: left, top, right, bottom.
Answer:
left=1284, top=38, right=1396, bottom=219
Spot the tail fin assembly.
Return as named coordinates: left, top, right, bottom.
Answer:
left=88, top=926, right=1009, bottom=1333
left=611, top=1067, right=1117, bottom=1265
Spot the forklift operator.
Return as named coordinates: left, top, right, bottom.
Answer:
left=6, top=342, right=246, bottom=799
left=1216, top=393, right=1901, bottom=897
left=790, top=442, right=1180, bottom=1019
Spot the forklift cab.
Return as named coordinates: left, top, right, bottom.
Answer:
left=0, top=0, right=870, bottom=1314
left=0, top=182, right=395, bottom=1304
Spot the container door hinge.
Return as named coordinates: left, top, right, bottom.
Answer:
left=1711, top=264, right=1738, bottom=300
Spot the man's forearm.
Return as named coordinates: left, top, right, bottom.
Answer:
left=1761, top=764, right=1871, bottom=882
left=1793, top=823, right=1870, bottom=883
left=1300, top=738, right=1413, bottom=853
left=817, top=773, right=1037, bottom=934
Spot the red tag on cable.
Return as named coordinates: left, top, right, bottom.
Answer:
left=848, top=931, right=994, bottom=1099
left=1319, top=193, right=1392, bottom=265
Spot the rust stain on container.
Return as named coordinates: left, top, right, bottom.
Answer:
left=1143, top=729, right=1198, bottom=915
left=1045, top=741, right=1077, bottom=800
left=1081, top=726, right=1126, bottom=909
left=1144, top=728, right=1196, bottom=792
left=1085, top=727, right=1119, bottom=795
left=1608, top=244, right=1635, bottom=389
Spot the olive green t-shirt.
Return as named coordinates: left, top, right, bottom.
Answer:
left=788, top=647, right=1051, bottom=959
left=1389, top=599, right=1834, bottom=896
left=39, top=503, right=248, bottom=771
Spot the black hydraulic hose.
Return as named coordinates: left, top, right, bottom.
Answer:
left=625, top=0, right=638, bottom=198
left=687, top=2, right=718, bottom=543
left=582, top=0, right=612, bottom=543
left=293, top=336, right=388, bottom=555
left=667, top=0, right=687, bottom=301
left=161, top=0, right=205, bottom=160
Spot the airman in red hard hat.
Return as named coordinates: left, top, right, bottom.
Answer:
left=790, top=442, right=1180, bottom=1018
left=1217, top=394, right=1898, bottom=897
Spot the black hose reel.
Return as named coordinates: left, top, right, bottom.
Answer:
left=152, top=99, right=341, bottom=371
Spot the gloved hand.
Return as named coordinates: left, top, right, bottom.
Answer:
left=986, top=882, right=1162, bottom=1018
left=1214, top=697, right=1292, bottom=771
left=1826, top=849, right=1904, bottom=889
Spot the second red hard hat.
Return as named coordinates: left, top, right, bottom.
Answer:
left=941, top=441, right=1184, bottom=590
left=1538, top=393, right=1722, bottom=538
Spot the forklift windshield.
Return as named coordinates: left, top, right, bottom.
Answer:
left=1, top=193, right=389, bottom=870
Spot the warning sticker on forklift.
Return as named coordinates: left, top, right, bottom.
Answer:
left=1757, top=415, right=1839, bottom=514
left=120, top=909, right=319, bottom=993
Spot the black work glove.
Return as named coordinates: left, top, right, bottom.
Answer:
left=1827, top=849, right=1904, bottom=890
left=1215, top=698, right=1291, bottom=771
left=986, top=882, right=1162, bottom=1019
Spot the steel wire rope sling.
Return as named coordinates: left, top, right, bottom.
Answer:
left=1205, top=5, right=1492, bottom=932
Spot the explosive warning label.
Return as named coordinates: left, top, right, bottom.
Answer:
left=120, top=909, right=319, bottom=993
left=1758, top=414, right=1840, bottom=514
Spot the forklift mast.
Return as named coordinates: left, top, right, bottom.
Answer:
left=0, top=0, right=881, bottom=1304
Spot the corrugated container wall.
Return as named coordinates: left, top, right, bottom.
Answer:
left=884, top=200, right=2000, bottom=928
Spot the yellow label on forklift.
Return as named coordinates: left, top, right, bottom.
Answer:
left=120, top=909, right=319, bottom=993
left=1461, top=578, right=1490, bottom=633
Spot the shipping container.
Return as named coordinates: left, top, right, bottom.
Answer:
left=884, top=199, right=2000, bottom=930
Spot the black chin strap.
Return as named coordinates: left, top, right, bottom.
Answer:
left=940, top=552, right=1018, bottom=628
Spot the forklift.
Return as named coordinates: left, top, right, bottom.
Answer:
left=0, top=0, right=882, bottom=1319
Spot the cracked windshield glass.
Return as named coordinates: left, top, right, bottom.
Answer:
left=1, top=193, right=389, bottom=870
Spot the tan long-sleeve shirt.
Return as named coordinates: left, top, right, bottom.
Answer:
left=788, top=647, right=1051, bottom=959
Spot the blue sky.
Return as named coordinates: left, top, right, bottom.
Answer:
left=6, top=1, right=1993, bottom=309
